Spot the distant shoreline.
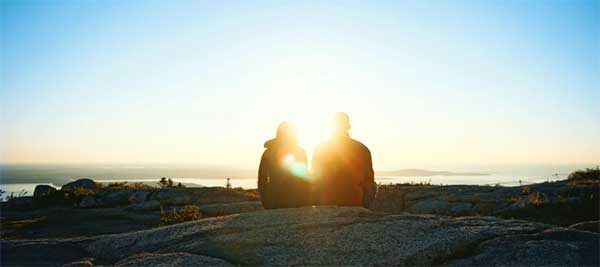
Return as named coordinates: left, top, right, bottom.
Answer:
left=376, top=169, right=489, bottom=177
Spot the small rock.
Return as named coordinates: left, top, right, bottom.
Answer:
left=34, top=185, right=57, bottom=198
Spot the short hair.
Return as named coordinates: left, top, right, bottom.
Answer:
left=333, top=112, right=350, bottom=130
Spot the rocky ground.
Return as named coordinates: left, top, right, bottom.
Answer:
left=2, top=207, right=599, bottom=266
left=1, top=181, right=262, bottom=239
left=372, top=180, right=599, bottom=226
left=1, top=177, right=599, bottom=266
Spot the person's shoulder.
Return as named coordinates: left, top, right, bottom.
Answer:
left=350, top=138, right=371, bottom=153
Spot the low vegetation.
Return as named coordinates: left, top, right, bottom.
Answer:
left=0, top=189, right=28, bottom=202
left=382, top=181, right=433, bottom=187
left=99, top=181, right=153, bottom=190
left=499, top=171, right=599, bottom=225
left=72, top=186, right=96, bottom=197
left=160, top=205, right=202, bottom=226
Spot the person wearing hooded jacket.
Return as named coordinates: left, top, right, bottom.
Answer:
left=312, top=113, right=375, bottom=207
left=258, top=122, right=312, bottom=209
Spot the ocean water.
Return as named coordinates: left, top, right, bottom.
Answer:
left=0, top=174, right=567, bottom=199
left=0, top=163, right=592, bottom=198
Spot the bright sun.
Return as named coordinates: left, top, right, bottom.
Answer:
left=289, top=112, right=332, bottom=167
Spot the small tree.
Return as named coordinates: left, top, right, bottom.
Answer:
left=158, top=177, right=174, bottom=188
left=158, top=177, right=168, bottom=188
left=158, top=177, right=185, bottom=189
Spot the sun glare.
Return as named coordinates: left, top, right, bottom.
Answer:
left=289, top=112, right=332, bottom=167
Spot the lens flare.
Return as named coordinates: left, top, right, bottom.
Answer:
left=281, top=154, right=311, bottom=180
left=290, top=162, right=309, bottom=179
left=284, top=154, right=295, bottom=166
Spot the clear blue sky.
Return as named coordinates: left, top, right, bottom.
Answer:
left=1, top=0, right=598, bottom=169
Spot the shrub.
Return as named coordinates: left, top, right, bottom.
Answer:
left=72, top=187, right=96, bottom=197
left=160, top=205, right=202, bottom=226
left=107, top=181, right=128, bottom=188
left=526, top=191, right=546, bottom=206
left=568, top=167, right=600, bottom=181
left=567, top=167, right=600, bottom=185
left=104, top=181, right=153, bottom=190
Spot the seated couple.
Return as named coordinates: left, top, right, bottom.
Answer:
left=258, top=112, right=376, bottom=209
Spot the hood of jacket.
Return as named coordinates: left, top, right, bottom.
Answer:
left=264, top=138, right=297, bottom=149
left=264, top=138, right=277, bottom=148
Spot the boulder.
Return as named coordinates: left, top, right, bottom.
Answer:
left=62, top=179, right=98, bottom=192
left=97, top=190, right=133, bottom=207
left=79, top=196, right=98, bottom=208
left=34, top=185, right=57, bottom=198
left=129, top=190, right=150, bottom=204
left=114, top=253, right=232, bottom=267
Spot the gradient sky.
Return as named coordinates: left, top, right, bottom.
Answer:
left=1, top=0, right=598, bottom=169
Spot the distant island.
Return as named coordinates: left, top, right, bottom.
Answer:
left=376, top=169, right=489, bottom=177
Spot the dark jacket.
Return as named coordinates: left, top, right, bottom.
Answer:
left=312, top=136, right=374, bottom=207
left=258, top=138, right=311, bottom=209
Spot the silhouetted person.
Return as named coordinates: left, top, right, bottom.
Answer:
left=258, top=122, right=312, bottom=209
left=312, top=113, right=375, bottom=207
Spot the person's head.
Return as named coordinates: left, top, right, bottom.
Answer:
left=276, top=121, right=298, bottom=145
left=331, top=112, right=351, bottom=138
